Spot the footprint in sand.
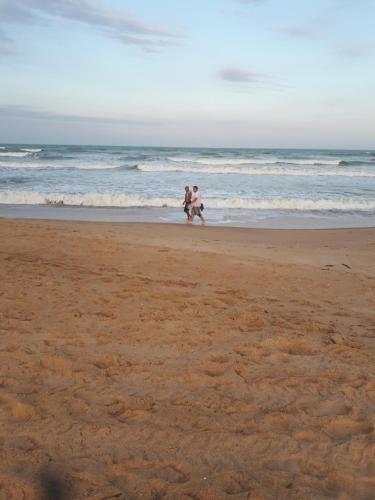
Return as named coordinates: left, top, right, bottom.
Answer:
left=221, top=471, right=251, bottom=495
left=209, top=354, right=229, bottom=364
left=325, top=416, right=373, bottom=440
left=200, top=363, right=229, bottom=377
left=40, top=355, right=73, bottom=376
left=0, top=392, right=36, bottom=420
left=298, top=399, right=352, bottom=417
left=153, top=464, right=190, bottom=484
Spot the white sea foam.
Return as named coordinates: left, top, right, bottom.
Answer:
left=21, top=148, right=42, bottom=153
left=1, top=191, right=374, bottom=211
left=168, top=157, right=265, bottom=165
left=137, top=163, right=375, bottom=178
left=0, top=152, right=31, bottom=158
left=0, top=191, right=180, bottom=207
left=0, top=161, right=119, bottom=169
left=280, top=159, right=340, bottom=166
left=168, top=157, right=340, bottom=166
left=167, top=156, right=197, bottom=163
left=72, top=163, right=120, bottom=170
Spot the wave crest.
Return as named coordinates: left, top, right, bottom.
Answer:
left=167, top=156, right=340, bottom=166
left=136, top=163, right=375, bottom=178
left=0, top=152, right=31, bottom=158
left=1, top=191, right=374, bottom=211
left=0, top=161, right=120, bottom=170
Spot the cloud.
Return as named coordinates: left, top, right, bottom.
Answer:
left=277, top=11, right=373, bottom=60
left=277, top=2, right=374, bottom=44
left=0, top=28, right=14, bottom=56
left=218, top=67, right=289, bottom=91
left=0, top=0, right=180, bottom=52
left=0, top=104, right=161, bottom=127
left=0, top=46, right=13, bottom=56
left=278, top=26, right=320, bottom=39
left=219, top=67, right=264, bottom=83
left=336, top=44, right=371, bottom=58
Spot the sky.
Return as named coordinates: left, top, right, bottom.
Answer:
left=0, top=0, right=374, bottom=148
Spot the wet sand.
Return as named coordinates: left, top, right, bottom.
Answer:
left=0, top=219, right=374, bottom=499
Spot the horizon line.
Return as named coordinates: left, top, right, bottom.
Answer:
left=0, top=142, right=374, bottom=151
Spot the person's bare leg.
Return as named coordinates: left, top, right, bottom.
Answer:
left=188, top=214, right=194, bottom=225
left=200, top=215, right=206, bottom=226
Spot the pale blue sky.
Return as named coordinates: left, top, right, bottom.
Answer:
left=0, top=0, right=374, bottom=148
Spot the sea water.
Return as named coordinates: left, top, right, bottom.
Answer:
left=0, top=144, right=374, bottom=228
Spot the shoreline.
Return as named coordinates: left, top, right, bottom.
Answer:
left=2, top=215, right=375, bottom=232
left=1, top=203, right=374, bottom=229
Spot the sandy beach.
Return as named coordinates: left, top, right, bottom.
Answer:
left=0, top=219, right=374, bottom=499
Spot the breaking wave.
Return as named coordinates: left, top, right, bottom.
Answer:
left=167, top=157, right=341, bottom=166
left=0, top=148, right=42, bottom=157
left=0, top=161, right=120, bottom=170
left=1, top=191, right=375, bottom=211
left=136, top=163, right=375, bottom=178
left=0, top=151, right=31, bottom=158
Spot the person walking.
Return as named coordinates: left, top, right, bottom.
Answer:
left=182, top=185, right=192, bottom=223
left=189, top=185, right=205, bottom=226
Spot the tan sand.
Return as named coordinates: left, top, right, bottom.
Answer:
left=0, top=219, right=374, bottom=499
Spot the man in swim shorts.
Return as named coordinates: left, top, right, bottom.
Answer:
left=189, top=185, right=206, bottom=226
left=183, top=185, right=192, bottom=222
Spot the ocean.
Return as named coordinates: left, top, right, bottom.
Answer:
left=0, top=144, right=375, bottom=228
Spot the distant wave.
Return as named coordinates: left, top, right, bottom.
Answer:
left=1, top=191, right=375, bottom=211
left=167, top=157, right=262, bottom=165
left=0, top=147, right=42, bottom=154
left=21, top=148, right=42, bottom=153
left=339, top=160, right=375, bottom=166
left=72, top=163, right=121, bottom=170
left=1, top=176, right=29, bottom=185
left=0, top=161, right=120, bottom=170
left=136, top=163, right=375, bottom=178
left=167, top=156, right=341, bottom=166
left=0, top=152, right=31, bottom=158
